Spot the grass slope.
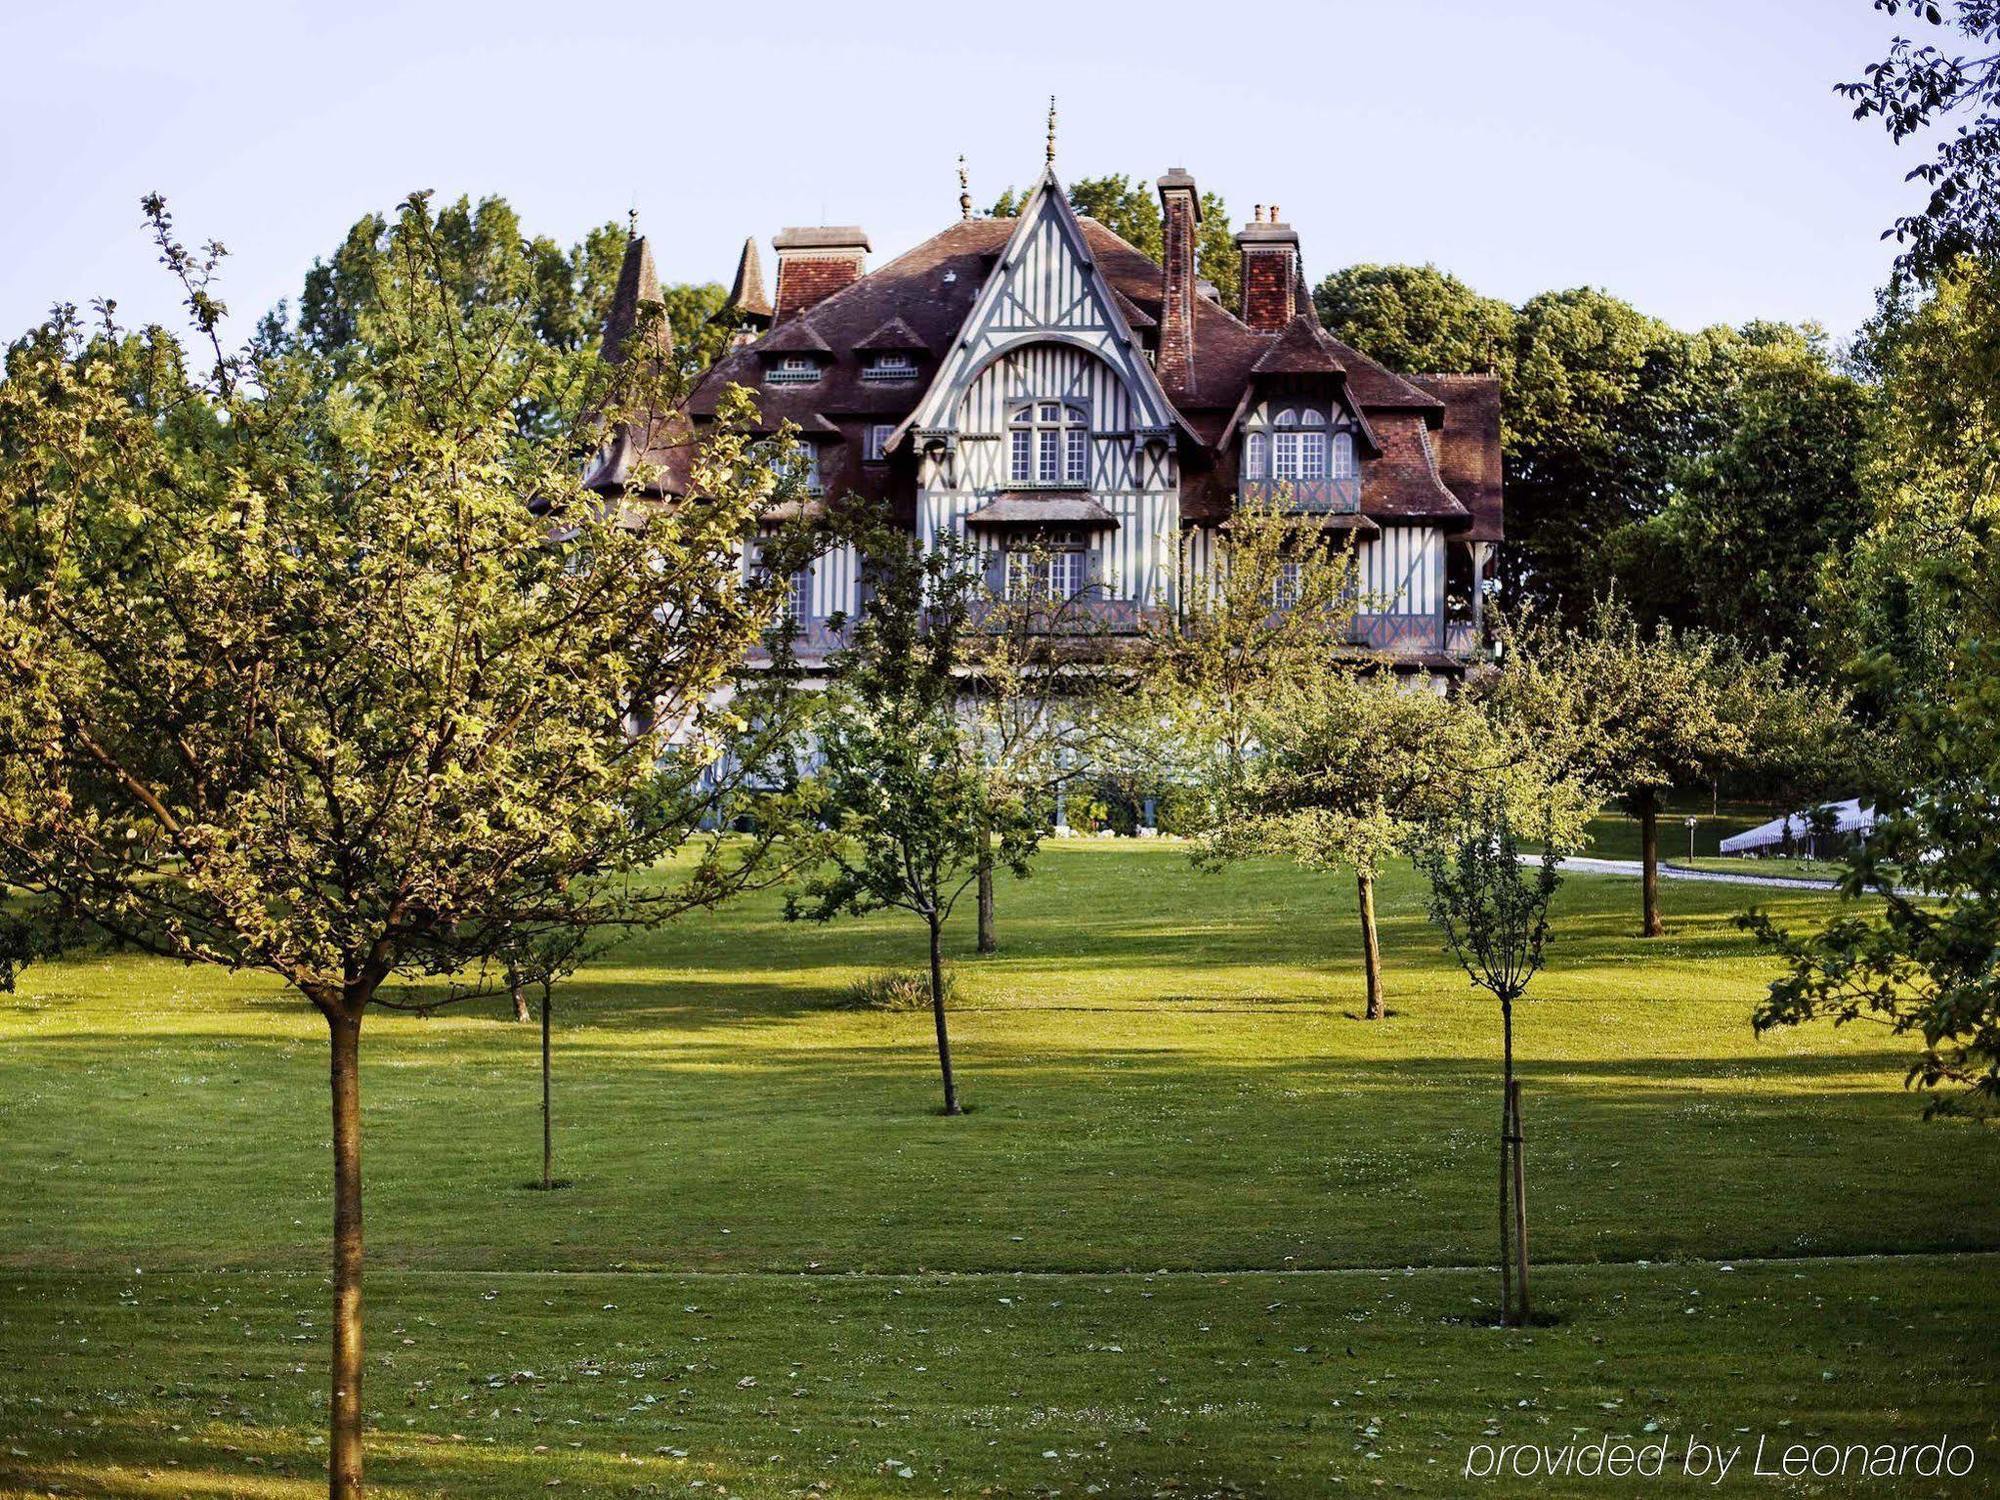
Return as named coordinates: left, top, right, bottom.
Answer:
left=2, top=843, right=1995, bottom=1496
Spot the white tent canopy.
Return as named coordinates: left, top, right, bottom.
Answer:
left=1720, top=798, right=1876, bottom=856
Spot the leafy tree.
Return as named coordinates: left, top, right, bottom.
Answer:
left=1610, top=328, right=1873, bottom=664
left=1842, top=0, right=2000, bottom=278
left=1313, top=263, right=1517, bottom=381
left=1204, top=672, right=1538, bottom=1021
left=1488, top=597, right=1826, bottom=937
left=992, top=174, right=1240, bottom=308
left=1828, top=259, right=2000, bottom=720
left=1137, top=493, right=1361, bottom=809
left=785, top=528, right=1049, bottom=1115
left=0, top=194, right=805, bottom=1498
left=961, top=542, right=1113, bottom=953
left=287, top=194, right=727, bottom=391
left=1411, top=792, right=1564, bottom=1326
left=1747, top=533, right=2000, bottom=1113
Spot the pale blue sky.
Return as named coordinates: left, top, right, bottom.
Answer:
left=0, top=0, right=1930, bottom=350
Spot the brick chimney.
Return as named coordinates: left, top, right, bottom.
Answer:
left=1155, top=168, right=1200, bottom=396
left=1235, top=206, right=1300, bottom=332
left=772, top=227, right=870, bottom=323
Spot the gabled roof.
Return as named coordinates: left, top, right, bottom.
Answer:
left=758, top=317, right=833, bottom=355
left=854, top=317, right=928, bottom=351
left=1251, top=314, right=1346, bottom=376
left=888, top=167, right=1191, bottom=452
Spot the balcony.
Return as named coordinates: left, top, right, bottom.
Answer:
left=1238, top=475, right=1361, bottom=514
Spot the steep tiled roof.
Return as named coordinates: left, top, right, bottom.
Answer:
left=1411, top=374, right=1504, bottom=541
left=643, top=205, right=1493, bottom=532
left=599, top=235, right=672, bottom=364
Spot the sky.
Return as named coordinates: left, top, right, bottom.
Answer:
left=0, top=0, right=1938, bottom=352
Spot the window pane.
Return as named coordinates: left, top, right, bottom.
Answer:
left=1275, top=432, right=1299, bottom=479
left=1246, top=432, right=1267, bottom=479
left=1065, top=426, right=1086, bottom=484
left=1301, top=410, right=1326, bottom=427
left=1300, top=432, right=1326, bottom=479
left=1332, top=432, right=1356, bottom=480
left=1011, top=430, right=1032, bottom=482
left=1038, top=430, right=1059, bottom=484
left=1274, top=409, right=1298, bottom=427
left=1039, top=403, right=1060, bottom=422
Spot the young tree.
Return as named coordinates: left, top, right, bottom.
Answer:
left=962, top=540, right=1113, bottom=953
left=786, top=528, right=1048, bottom=1114
left=1488, top=597, right=1824, bottom=937
left=1205, top=672, right=1515, bottom=1020
left=1138, top=492, right=1362, bottom=809
left=1411, top=793, right=1565, bottom=1326
left=0, top=195, right=804, bottom=1499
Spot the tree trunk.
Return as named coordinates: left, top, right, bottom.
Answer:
left=1356, top=870, right=1385, bottom=1020
left=976, top=838, right=996, bottom=955
left=1638, top=792, right=1664, bottom=938
left=512, top=978, right=530, bottom=1024
left=928, top=915, right=961, bottom=1116
left=327, top=1006, right=366, bottom=1500
left=1498, top=995, right=1514, bottom=1328
left=540, top=989, right=554, bottom=1191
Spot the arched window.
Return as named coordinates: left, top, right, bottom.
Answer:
left=1244, top=431, right=1269, bottom=480
left=1331, top=430, right=1357, bottom=481
left=1009, top=401, right=1089, bottom=486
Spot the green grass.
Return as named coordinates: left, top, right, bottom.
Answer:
left=1568, top=806, right=1772, bottom=862
left=2, top=842, right=1996, bottom=1496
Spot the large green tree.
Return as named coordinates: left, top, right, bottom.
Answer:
left=286, top=193, right=727, bottom=390
left=0, top=194, right=804, bottom=1499
left=1313, top=263, right=1517, bottom=383
left=1610, top=326, right=1873, bottom=664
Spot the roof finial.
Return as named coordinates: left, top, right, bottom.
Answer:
left=958, top=154, right=972, bottom=221
left=1045, top=95, right=1057, bottom=167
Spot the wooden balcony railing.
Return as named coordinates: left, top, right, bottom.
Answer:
left=1238, top=475, right=1362, bottom=514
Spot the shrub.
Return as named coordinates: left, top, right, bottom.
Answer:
left=836, top=967, right=958, bottom=1011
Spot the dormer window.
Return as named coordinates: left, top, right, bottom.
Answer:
left=768, top=355, right=822, bottom=385
left=1009, top=401, right=1088, bottom=486
left=862, top=352, right=919, bottom=382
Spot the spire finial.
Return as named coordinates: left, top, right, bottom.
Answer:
left=1045, top=96, right=1057, bottom=167
left=627, top=204, right=638, bottom=240
left=958, top=154, right=972, bottom=221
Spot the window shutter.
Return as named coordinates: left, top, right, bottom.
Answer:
left=982, top=544, right=1007, bottom=598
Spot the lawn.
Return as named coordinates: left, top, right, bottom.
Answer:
left=2, top=842, right=1996, bottom=1497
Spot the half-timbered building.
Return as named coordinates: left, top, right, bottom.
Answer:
left=590, top=160, right=1503, bottom=682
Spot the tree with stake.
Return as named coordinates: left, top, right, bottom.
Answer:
left=1411, top=792, right=1567, bottom=1326
left=0, top=194, right=806, bottom=1499
left=786, top=526, right=1050, bottom=1114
